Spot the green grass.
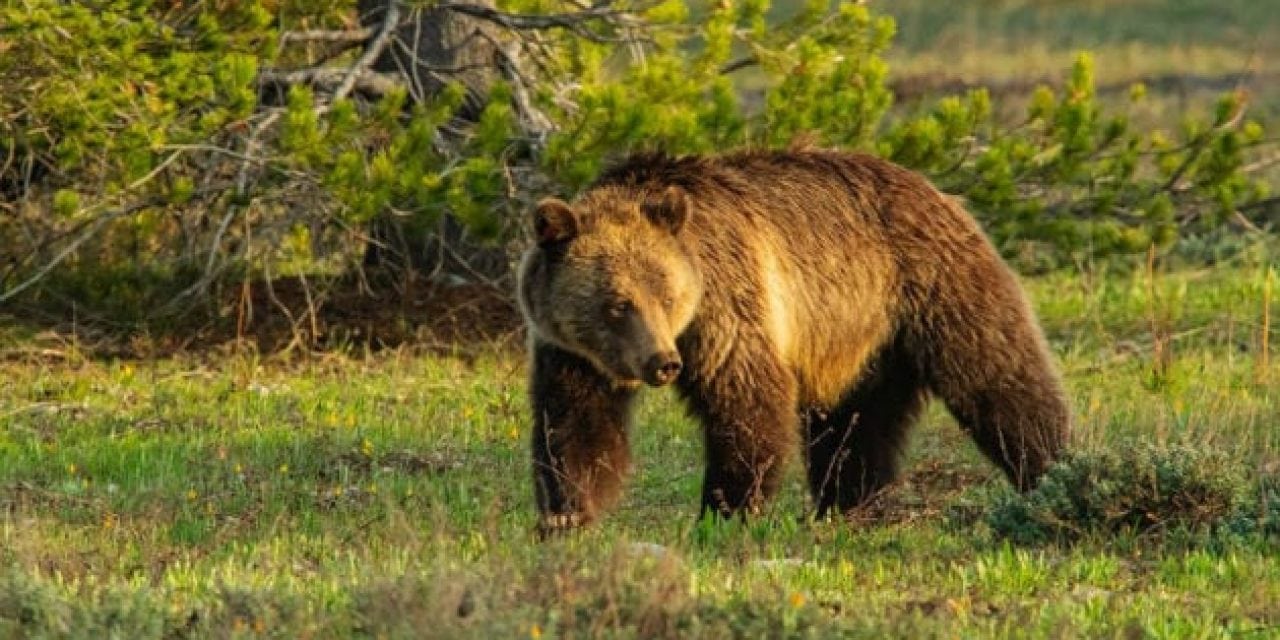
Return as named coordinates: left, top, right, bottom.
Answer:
left=8, top=2, right=1278, bottom=635
left=2, top=262, right=1278, bottom=638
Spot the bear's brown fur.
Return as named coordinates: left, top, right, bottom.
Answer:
left=518, top=149, right=1070, bottom=532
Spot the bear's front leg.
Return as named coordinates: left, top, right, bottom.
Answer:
left=530, top=342, right=637, bottom=535
left=679, top=346, right=798, bottom=520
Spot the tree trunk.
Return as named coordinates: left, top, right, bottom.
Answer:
left=358, top=0, right=512, bottom=283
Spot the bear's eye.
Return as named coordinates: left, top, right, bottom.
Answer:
left=606, top=300, right=632, bottom=320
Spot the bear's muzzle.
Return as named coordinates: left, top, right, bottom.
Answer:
left=643, top=351, right=682, bottom=386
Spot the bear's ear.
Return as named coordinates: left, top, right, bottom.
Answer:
left=533, top=198, right=579, bottom=246
left=643, top=186, right=690, bottom=235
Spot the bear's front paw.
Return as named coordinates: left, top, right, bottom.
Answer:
left=536, top=512, right=587, bottom=538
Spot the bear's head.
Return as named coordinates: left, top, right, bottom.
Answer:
left=518, top=186, right=703, bottom=387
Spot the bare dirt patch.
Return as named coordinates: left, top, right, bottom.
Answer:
left=224, top=275, right=522, bottom=354
left=1, top=275, right=523, bottom=359
left=839, top=460, right=994, bottom=527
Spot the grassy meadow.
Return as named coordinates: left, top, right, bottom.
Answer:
left=2, top=264, right=1278, bottom=638
left=4, top=0, right=1280, bottom=637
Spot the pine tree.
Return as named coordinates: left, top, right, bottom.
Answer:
left=0, top=0, right=1272, bottom=322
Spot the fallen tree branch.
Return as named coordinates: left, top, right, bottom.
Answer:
left=258, top=67, right=405, bottom=97
left=330, top=0, right=402, bottom=108
left=435, top=1, right=637, bottom=43
left=0, top=213, right=118, bottom=304
left=0, top=187, right=223, bottom=305
left=471, top=29, right=553, bottom=139
left=280, top=28, right=374, bottom=44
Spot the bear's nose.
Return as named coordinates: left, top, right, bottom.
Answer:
left=645, top=352, right=682, bottom=386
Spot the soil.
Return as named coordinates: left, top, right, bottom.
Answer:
left=225, top=274, right=523, bottom=354
left=0, top=274, right=524, bottom=360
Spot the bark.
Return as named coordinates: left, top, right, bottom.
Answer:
left=357, top=0, right=511, bottom=282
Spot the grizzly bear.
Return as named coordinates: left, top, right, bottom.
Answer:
left=517, top=149, right=1070, bottom=532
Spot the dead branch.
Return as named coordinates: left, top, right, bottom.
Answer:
left=330, top=0, right=402, bottom=108
left=473, top=29, right=553, bottom=140
left=1241, top=151, right=1280, bottom=175
left=0, top=186, right=225, bottom=304
left=0, top=213, right=117, bottom=304
left=435, top=1, right=639, bottom=43
left=280, top=28, right=374, bottom=44
left=720, top=56, right=757, bottom=75
left=237, top=109, right=281, bottom=197
left=258, top=67, right=405, bottom=97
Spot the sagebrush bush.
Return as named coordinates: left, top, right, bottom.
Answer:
left=1224, top=474, right=1280, bottom=539
left=986, top=444, right=1251, bottom=544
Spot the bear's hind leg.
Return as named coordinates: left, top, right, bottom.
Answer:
left=806, top=342, right=925, bottom=517
left=922, top=291, right=1070, bottom=490
left=935, top=367, right=1068, bottom=490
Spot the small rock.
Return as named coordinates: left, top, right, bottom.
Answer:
left=626, top=542, right=669, bottom=559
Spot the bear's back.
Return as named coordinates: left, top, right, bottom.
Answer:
left=591, top=149, right=998, bottom=406
left=593, top=149, right=974, bottom=241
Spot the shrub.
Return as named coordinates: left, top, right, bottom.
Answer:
left=1224, top=473, right=1280, bottom=539
left=986, top=444, right=1251, bottom=544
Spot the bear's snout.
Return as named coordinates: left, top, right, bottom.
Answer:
left=644, top=352, right=682, bottom=386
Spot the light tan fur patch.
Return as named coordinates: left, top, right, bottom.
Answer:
left=758, top=243, right=796, bottom=366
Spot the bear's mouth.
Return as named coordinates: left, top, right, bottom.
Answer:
left=568, top=345, right=643, bottom=387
